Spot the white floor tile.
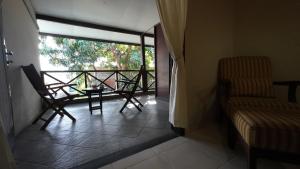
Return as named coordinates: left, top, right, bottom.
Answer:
left=151, top=136, right=187, bottom=154
left=98, top=164, right=114, bottom=169
left=126, top=156, right=172, bottom=169
left=188, top=140, right=235, bottom=164
left=160, top=142, right=222, bottom=169
left=98, top=127, right=300, bottom=169
left=112, top=148, right=155, bottom=169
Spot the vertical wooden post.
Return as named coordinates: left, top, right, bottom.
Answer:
left=40, top=72, right=45, bottom=84
left=115, top=70, right=119, bottom=90
left=154, top=25, right=158, bottom=97
left=84, top=72, right=88, bottom=88
left=140, top=35, right=148, bottom=92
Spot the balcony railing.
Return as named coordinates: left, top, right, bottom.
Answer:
left=40, top=69, right=155, bottom=97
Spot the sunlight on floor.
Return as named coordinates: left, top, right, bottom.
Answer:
left=145, top=100, right=157, bottom=105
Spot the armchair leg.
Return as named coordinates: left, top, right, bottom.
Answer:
left=227, top=118, right=236, bottom=149
left=247, top=147, right=257, bottom=169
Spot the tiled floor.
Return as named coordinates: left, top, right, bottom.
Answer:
left=14, top=95, right=175, bottom=169
left=99, top=125, right=300, bottom=169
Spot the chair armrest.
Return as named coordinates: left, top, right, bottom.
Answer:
left=45, top=82, right=65, bottom=87
left=273, top=81, right=300, bottom=103
left=273, top=81, right=300, bottom=86
left=48, top=84, right=76, bottom=90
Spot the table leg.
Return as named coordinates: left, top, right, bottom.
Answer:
left=88, top=93, right=92, bottom=114
left=99, top=91, right=103, bottom=115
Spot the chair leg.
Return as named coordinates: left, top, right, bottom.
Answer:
left=132, top=102, right=142, bottom=112
left=33, top=107, right=49, bottom=124
left=58, top=110, right=64, bottom=117
left=120, top=98, right=130, bottom=113
left=132, top=96, right=143, bottom=107
left=61, top=108, right=76, bottom=121
left=247, top=147, right=257, bottom=169
left=40, top=111, right=58, bottom=130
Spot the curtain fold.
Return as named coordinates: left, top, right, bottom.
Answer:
left=0, top=116, right=16, bottom=169
left=156, top=0, right=188, bottom=128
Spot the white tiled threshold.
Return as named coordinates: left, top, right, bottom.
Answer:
left=99, top=125, right=299, bottom=169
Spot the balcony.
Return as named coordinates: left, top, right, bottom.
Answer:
left=14, top=95, right=175, bottom=169
left=40, top=69, right=156, bottom=100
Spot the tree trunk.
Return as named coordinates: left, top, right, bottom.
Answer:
left=122, top=47, right=131, bottom=70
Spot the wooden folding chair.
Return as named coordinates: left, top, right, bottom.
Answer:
left=115, top=65, right=144, bottom=113
left=22, top=64, right=78, bottom=130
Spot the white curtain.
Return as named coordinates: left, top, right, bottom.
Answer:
left=0, top=116, right=16, bottom=169
left=156, top=0, right=188, bottom=128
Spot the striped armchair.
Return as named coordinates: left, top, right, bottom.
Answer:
left=218, top=56, right=300, bottom=169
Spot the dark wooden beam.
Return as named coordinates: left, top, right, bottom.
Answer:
left=36, top=14, right=154, bottom=37
left=154, top=26, right=158, bottom=97
left=140, top=35, right=148, bottom=92
left=39, top=32, right=154, bottom=48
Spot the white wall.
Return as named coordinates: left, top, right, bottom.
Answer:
left=186, top=0, right=235, bottom=128
left=2, top=0, right=41, bottom=134
left=234, top=0, right=300, bottom=101
left=185, top=0, right=300, bottom=129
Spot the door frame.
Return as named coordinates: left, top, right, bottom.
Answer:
left=0, top=1, right=15, bottom=146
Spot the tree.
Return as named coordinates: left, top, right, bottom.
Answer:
left=39, top=35, right=154, bottom=71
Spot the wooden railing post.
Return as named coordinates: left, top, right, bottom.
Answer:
left=115, top=70, right=119, bottom=90
left=40, top=71, right=45, bottom=85
left=140, top=35, right=148, bottom=93
left=84, top=72, right=88, bottom=88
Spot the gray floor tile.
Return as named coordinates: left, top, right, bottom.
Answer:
left=16, top=161, right=53, bottom=169
left=13, top=95, right=173, bottom=169
left=14, top=140, right=72, bottom=165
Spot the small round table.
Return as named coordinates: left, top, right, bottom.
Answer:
left=83, top=87, right=104, bottom=114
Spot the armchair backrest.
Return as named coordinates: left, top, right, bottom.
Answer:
left=218, top=56, right=274, bottom=97
left=22, top=64, right=49, bottom=97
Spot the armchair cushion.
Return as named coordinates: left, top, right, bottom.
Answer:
left=230, top=78, right=274, bottom=97
left=231, top=107, right=300, bottom=153
left=224, top=97, right=300, bottom=117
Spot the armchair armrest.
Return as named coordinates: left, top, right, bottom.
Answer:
left=273, top=81, right=300, bottom=103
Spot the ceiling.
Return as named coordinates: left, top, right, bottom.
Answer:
left=30, top=0, right=159, bottom=33
left=37, top=20, right=155, bottom=46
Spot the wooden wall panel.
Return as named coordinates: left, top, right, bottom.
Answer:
left=155, top=24, right=170, bottom=99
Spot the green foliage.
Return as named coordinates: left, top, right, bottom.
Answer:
left=39, top=35, right=154, bottom=71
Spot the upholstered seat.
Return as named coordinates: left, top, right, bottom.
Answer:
left=231, top=107, right=300, bottom=153
left=224, top=97, right=300, bottom=116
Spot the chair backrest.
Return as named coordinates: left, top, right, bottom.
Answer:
left=218, top=56, right=274, bottom=97
left=130, top=65, right=144, bottom=94
left=22, top=64, right=49, bottom=96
